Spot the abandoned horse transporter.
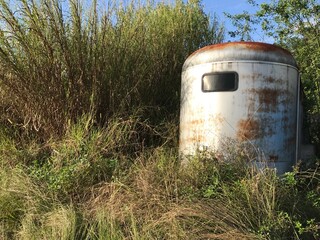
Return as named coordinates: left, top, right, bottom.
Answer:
left=179, top=42, right=304, bottom=174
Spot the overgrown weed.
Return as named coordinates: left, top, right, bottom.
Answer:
left=1, top=136, right=320, bottom=238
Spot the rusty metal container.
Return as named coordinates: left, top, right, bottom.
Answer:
left=179, top=42, right=300, bottom=174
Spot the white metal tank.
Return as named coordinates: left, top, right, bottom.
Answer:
left=179, top=42, right=300, bottom=174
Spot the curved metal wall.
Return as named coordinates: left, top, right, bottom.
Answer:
left=179, top=42, right=299, bottom=174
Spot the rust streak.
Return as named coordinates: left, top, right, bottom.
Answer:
left=237, top=119, right=260, bottom=141
left=189, top=42, right=293, bottom=57
left=264, top=76, right=276, bottom=83
left=256, top=88, right=279, bottom=105
left=248, top=88, right=282, bottom=112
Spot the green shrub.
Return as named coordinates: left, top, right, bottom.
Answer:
left=28, top=114, right=151, bottom=198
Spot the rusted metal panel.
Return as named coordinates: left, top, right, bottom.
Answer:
left=237, top=118, right=261, bottom=141
left=190, top=42, right=293, bottom=55
left=183, top=42, right=297, bottom=71
left=180, top=42, right=300, bottom=174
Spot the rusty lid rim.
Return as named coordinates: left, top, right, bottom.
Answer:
left=183, top=42, right=298, bottom=70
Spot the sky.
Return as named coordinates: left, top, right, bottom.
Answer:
left=200, top=0, right=273, bottom=43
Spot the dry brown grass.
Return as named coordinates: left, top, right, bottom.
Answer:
left=84, top=149, right=258, bottom=239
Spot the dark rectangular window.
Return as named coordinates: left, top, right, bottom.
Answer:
left=202, top=72, right=238, bottom=92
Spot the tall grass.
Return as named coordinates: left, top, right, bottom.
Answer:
left=0, top=0, right=224, bottom=139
